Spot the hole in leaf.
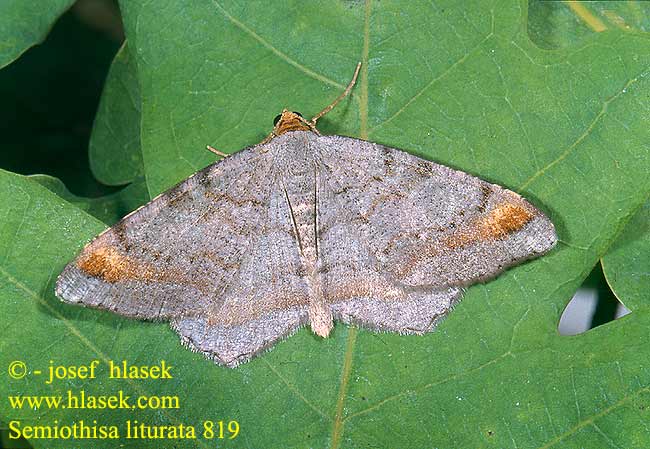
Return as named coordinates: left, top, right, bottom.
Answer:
left=558, top=262, right=630, bottom=335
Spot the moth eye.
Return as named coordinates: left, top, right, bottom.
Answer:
left=273, top=114, right=282, bottom=126
left=292, top=111, right=303, bottom=117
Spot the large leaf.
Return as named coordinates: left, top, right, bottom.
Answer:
left=0, top=0, right=74, bottom=69
left=2, top=1, right=650, bottom=448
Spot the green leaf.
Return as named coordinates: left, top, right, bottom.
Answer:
left=0, top=0, right=75, bottom=69
left=29, top=174, right=149, bottom=225
left=89, top=42, right=144, bottom=186
left=2, top=0, right=650, bottom=448
left=602, top=200, right=650, bottom=312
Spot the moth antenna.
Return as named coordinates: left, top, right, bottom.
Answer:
left=206, top=145, right=228, bottom=157
left=295, top=114, right=321, bottom=135
left=310, top=62, right=361, bottom=126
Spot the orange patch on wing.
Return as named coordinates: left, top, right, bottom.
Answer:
left=478, top=202, right=534, bottom=239
left=396, top=202, right=535, bottom=279
left=77, top=246, right=154, bottom=283
left=443, top=201, right=535, bottom=249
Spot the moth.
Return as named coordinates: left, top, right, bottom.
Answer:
left=56, top=63, right=557, bottom=367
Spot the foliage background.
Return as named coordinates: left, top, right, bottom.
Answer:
left=1, top=1, right=649, bottom=448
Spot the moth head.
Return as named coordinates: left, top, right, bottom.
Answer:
left=273, top=110, right=302, bottom=126
left=271, top=109, right=315, bottom=136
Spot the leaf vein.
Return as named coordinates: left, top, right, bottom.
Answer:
left=537, top=385, right=649, bottom=449
left=262, top=358, right=331, bottom=421
left=344, top=351, right=513, bottom=423
left=369, top=31, right=494, bottom=134
left=518, top=75, right=642, bottom=191
left=210, top=0, right=344, bottom=90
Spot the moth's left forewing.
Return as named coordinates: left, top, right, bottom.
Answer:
left=317, top=135, right=557, bottom=290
